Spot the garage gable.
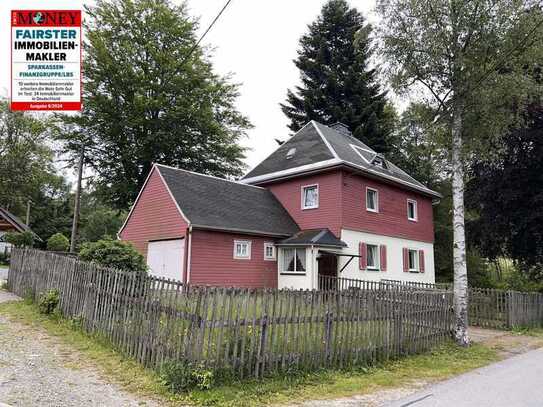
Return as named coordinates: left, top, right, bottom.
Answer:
left=118, top=166, right=189, bottom=257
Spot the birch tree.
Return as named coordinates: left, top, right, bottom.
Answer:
left=377, top=0, right=543, bottom=345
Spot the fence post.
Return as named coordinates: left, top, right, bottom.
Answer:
left=324, top=311, right=333, bottom=365
left=256, top=315, right=268, bottom=379
left=394, top=307, right=403, bottom=356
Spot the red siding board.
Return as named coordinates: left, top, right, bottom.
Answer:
left=190, top=230, right=278, bottom=288
left=263, top=171, right=343, bottom=237
left=341, top=171, right=434, bottom=243
left=119, top=168, right=188, bottom=274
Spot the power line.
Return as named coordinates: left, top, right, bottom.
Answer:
left=180, top=0, right=234, bottom=66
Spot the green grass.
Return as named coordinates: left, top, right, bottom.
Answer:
left=0, top=299, right=500, bottom=407
left=511, top=326, right=543, bottom=337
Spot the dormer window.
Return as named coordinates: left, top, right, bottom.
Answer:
left=371, top=155, right=387, bottom=169
left=286, top=148, right=296, bottom=159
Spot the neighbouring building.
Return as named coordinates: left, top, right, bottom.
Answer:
left=119, top=121, right=441, bottom=289
left=0, top=207, right=33, bottom=254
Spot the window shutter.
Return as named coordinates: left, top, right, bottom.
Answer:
left=403, top=248, right=409, bottom=272
left=419, top=250, right=425, bottom=273
left=380, top=245, right=387, bottom=272
left=359, top=242, right=367, bottom=270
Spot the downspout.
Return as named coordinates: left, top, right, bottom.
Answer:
left=311, top=245, right=315, bottom=290
left=186, top=225, right=193, bottom=284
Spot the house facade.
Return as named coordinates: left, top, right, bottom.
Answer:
left=119, top=121, right=441, bottom=289
left=0, top=207, right=33, bottom=254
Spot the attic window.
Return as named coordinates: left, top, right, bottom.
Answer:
left=286, top=148, right=296, bottom=159
left=371, top=155, right=387, bottom=169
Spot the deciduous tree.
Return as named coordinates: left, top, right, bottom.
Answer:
left=61, top=0, right=252, bottom=210
left=377, top=0, right=543, bottom=345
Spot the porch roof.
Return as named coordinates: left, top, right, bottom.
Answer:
left=276, top=228, right=347, bottom=248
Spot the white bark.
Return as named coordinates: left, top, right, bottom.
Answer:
left=451, top=105, right=470, bottom=347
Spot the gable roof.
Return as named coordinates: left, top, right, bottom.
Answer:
left=155, top=164, right=300, bottom=237
left=0, top=207, right=31, bottom=233
left=277, top=229, right=347, bottom=248
left=242, top=121, right=441, bottom=198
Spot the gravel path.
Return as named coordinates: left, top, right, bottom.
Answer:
left=0, top=290, right=162, bottom=407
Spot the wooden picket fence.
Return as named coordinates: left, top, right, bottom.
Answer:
left=7, top=248, right=454, bottom=379
left=469, top=288, right=543, bottom=329
left=368, top=279, right=543, bottom=329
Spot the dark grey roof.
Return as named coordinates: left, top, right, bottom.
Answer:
left=156, top=164, right=299, bottom=237
left=277, top=229, right=347, bottom=248
left=242, top=121, right=440, bottom=198
left=243, top=123, right=334, bottom=179
left=0, top=207, right=31, bottom=233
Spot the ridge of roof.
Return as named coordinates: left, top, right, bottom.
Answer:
left=154, top=163, right=266, bottom=190
left=0, top=207, right=30, bottom=233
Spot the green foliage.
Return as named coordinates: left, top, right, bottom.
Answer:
left=38, top=289, right=60, bottom=315
left=0, top=250, right=9, bottom=265
left=80, top=208, right=125, bottom=243
left=468, top=103, right=543, bottom=272
left=58, top=0, right=251, bottom=210
left=160, top=360, right=216, bottom=392
left=281, top=0, right=392, bottom=153
left=4, top=231, right=34, bottom=247
left=47, top=233, right=70, bottom=252
left=79, top=238, right=147, bottom=272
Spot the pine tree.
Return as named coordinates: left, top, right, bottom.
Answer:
left=281, top=0, right=390, bottom=152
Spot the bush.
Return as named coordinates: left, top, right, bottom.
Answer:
left=38, top=289, right=60, bottom=315
left=47, top=233, right=70, bottom=252
left=160, top=360, right=215, bottom=392
left=79, top=238, right=147, bottom=273
left=0, top=251, right=9, bottom=265
left=4, top=231, right=34, bottom=247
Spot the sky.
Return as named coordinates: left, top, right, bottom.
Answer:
left=1, top=0, right=378, bottom=173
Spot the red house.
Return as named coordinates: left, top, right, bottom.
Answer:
left=119, top=121, right=441, bottom=288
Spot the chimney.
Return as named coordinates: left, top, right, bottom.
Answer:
left=330, top=122, right=352, bottom=137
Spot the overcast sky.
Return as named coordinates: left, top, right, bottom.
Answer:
left=1, top=0, right=377, bottom=173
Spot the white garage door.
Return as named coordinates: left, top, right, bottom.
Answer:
left=146, top=239, right=185, bottom=281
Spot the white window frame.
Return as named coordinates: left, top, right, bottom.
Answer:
left=366, top=187, right=379, bottom=213
left=281, top=247, right=307, bottom=274
left=407, top=199, right=418, bottom=221
left=264, top=242, right=276, bottom=261
left=233, top=240, right=251, bottom=260
left=301, top=184, right=319, bottom=210
left=366, top=243, right=380, bottom=271
left=408, top=248, right=419, bottom=272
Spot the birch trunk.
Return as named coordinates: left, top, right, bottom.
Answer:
left=451, top=105, right=470, bottom=346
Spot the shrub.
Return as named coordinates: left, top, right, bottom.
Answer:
left=47, top=233, right=70, bottom=252
left=79, top=238, right=147, bottom=273
left=0, top=251, right=9, bottom=265
left=160, top=360, right=215, bottom=392
left=4, top=231, right=34, bottom=247
left=38, top=289, right=60, bottom=315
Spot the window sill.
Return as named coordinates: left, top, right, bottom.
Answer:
left=409, top=270, right=420, bottom=273
left=264, top=258, right=276, bottom=261
left=408, top=218, right=418, bottom=222
left=280, top=272, right=306, bottom=276
left=365, top=268, right=381, bottom=272
left=302, top=206, right=319, bottom=210
left=366, top=209, right=379, bottom=213
left=233, top=257, right=251, bottom=260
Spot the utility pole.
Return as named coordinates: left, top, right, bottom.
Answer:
left=70, top=147, right=84, bottom=253
left=25, top=199, right=31, bottom=226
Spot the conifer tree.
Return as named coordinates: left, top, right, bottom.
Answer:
left=281, top=0, right=390, bottom=152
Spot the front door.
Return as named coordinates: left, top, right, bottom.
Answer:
left=317, top=252, right=337, bottom=290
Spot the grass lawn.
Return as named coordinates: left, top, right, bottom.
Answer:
left=0, top=299, right=501, bottom=407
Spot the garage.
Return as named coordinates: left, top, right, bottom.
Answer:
left=146, top=238, right=185, bottom=281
